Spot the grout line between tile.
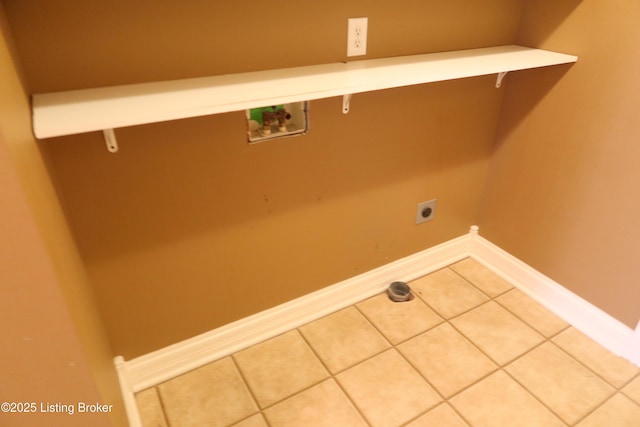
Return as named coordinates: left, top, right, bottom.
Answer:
left=449, top=293, right=630, bottom=427
left=463, top=316, right=617, bottom=426
left=398, top=402, right=465, bottom=427
left=424, top=269, right=576, bottom=425
left=350, top=297, right=450, bottom=400
left=141, top=260, right=637, bottom=427
left=231, top=413, right=270, bottom=427
left=621, top=371, right=640, bottom=391
left=294, top=327, right=335, bottom=375
left=378, top=269, right=529, bottom=420
left=327, top=377, right=373, bottom=427
left=296, top=309, right=391, bottom=377
left=448, top=260, right=640, bottom=425
left=565, top=390, right=623, bottom=427
left=328, top=379, right=373, bottom=427
left=493, top=293, right=572, bottom=340
left=448, top=265, right=514, bottom=300
left=548, top=333, right=637, bottom=392
left=446, top=401, right=475, bottom=427
left=442, top=306, right=540, bottom=367
left=295, top=326, right=374, bottom=426
left=498, top=366, right=571, bottom=427
left=240, top=324, right=378, bottom=426
left=619, top=374, right=640, bottom=410
left=155, top=386, right=179, bottom=427
left=392, top=325, right=463, bottom=401
left=150, top=386, right=173, bottom=427
left=621, top=371, right=640, bottom=393
left=410, top=276, right=493, bottom=324
left=228, top=354, right=272, bottom=426
left=350, top=291, right=495, bottom=425
left=296, top=298, right=463, bottom=426
left=535, top=339, right=627, bottom=427
left=413, top=330, right=500, bottom=401
left=352, top=300, right=399, bottom=346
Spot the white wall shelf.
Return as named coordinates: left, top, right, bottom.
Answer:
left=32, top=45, right=577, bottom=141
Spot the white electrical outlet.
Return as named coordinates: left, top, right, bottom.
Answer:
left=347, top=17, right=368, bottom=57
left=416, top=199, right=437, bottom=224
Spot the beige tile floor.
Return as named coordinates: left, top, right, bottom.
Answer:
left=135, top=258, right=640, bottom=427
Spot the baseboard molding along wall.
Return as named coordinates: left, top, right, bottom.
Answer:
left=116, top=226, right=640, bottom=426
left=467, top=226, right=638, bottom=362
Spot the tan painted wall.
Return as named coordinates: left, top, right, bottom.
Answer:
left=0, top=137, right=113, bottom=427
left=479, top=0, right=640, bottom=328
left=0, top=4, right=126, bottom=426
left=4, top=0, right=524, bottom=358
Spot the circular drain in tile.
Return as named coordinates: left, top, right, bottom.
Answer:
left=387, top=281, right=411, bottom=302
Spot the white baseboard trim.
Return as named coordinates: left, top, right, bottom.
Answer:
left=468, top=226, right=638, bottom=362
left=114, top=356, right=143, bottom=427
left=116, top=226, right=640, bottom=426
left=118, top=232, right=472, bottom=395
left=624, top=321, right=640, bottom=366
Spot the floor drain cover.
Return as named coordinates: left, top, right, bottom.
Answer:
left=387, top=281, right=411, bottom=302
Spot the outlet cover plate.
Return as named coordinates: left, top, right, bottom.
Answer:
left=416, top=199, right=437, bottom=224
left=347, top=17, right=368, bottom=57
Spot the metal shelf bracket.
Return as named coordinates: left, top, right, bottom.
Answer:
left=342, top=94, right=353, bottom=114
left=496, top=71, right=509, bottom=88
left=103, top=129, right=118, bottom=153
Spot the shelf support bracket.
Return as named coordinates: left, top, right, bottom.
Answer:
left=496, top=71, right=508, bottom=88
left=103, top=129, right=119, bottom=153
left=342, top=94, right=353, bottom=114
